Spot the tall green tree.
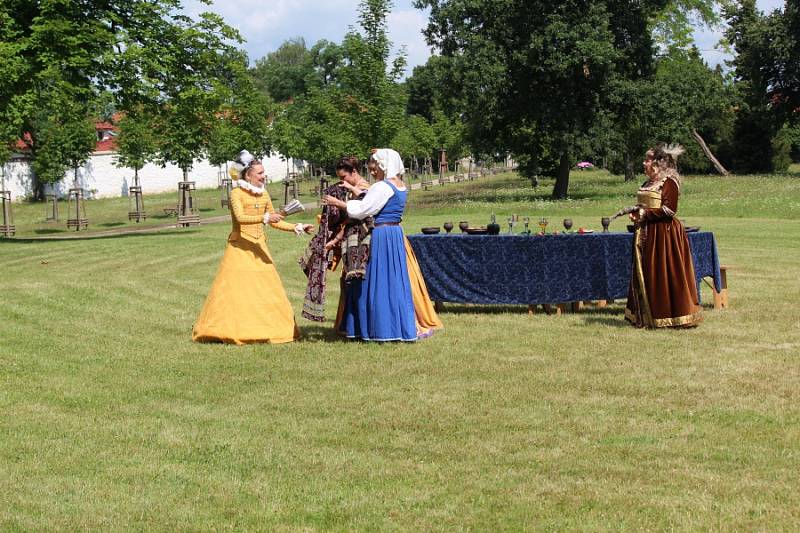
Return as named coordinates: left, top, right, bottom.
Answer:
left=417, top=0, right=623, bottom=198
left=609, top=48, right=734, bottom=179
left=391, top=114, right=437, bottom=163
left=27, top=89, right=96, bottom=193
left=0, top=1, right=247, bottom=194
left=339, top=0, right=407, bottom=150
left=250, top=38, right=312, bottom=102
left=271, top=87, right=360, bottom=169
left=405, top=55, right=462, bottom=121
left=130, top=13, right=247, bottom=179
left=416, top=0, right=722, bottom=196
left=268, top=0, right=406, bottom=168
left=0, top=5, right=26, bottom=170
left=115, top=110, right=160, bottom=188
left=250, top=38, right=345, bottom=102
left=725, top=0, right=797, bottom=172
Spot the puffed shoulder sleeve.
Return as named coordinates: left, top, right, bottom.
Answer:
left=230, top=190, right=263, bottom=224
left=346, top=181, right=394, bottom=220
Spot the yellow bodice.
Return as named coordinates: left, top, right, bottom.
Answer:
left=637, top=189, right=662, bottom=209
left=229, top=187, right=295, bottom=243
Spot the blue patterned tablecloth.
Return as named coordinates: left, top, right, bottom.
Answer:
left=407, top=231, right=722, bottom=305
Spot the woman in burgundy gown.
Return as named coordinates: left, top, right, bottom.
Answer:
left=625, top=143, right=703, bottom=328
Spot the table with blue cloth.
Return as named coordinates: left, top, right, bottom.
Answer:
left=407, top=231, right=722, bottom=307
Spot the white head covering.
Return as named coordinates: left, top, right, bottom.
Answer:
left=371, top=148, right=404, bottom=179
left=237, top=149, right=254, bottom=168
left=230, top=149, right=255, bottom=181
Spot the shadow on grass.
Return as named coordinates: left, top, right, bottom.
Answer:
left=3, top=229, right=201, bottom=243
left=580, top=315, right=629, bottom=328
left=299, top=324, right=349, bottom=343
left=439, top=303, right=541, bottom=315
left=33, top=228, right=65, bottom=235
left=99, top=222, right=126, bottom=228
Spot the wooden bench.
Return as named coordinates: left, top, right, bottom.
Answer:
left=422, top=178, right=440, bottom=190
left=163, top=206, right=179, bottom=216
left=410, top=182, right=422, bottom=191
left=705, top=265, right=730, bottom=310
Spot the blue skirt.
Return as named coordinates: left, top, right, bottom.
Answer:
left=339, top=225, right=417, bottom=341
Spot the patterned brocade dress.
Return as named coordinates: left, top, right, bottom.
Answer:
left=625, top=176, right=703, bottom=328
left=192, top=187, right=301, bottom=344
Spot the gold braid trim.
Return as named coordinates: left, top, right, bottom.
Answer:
left=651, top=310, right=704, bottom=328
left=632, top=226, right=654, bottom=327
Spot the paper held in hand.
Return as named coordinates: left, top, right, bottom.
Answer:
left=280, top=199, right=305, bottom=217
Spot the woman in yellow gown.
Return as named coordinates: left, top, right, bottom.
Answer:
left=193, top=155, right=312, bottom=345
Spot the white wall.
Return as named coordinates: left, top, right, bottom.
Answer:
left=0, top=151, right=304, bottom=201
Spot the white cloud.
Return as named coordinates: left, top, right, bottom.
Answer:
left=693, top=0, right=787, bottom=69
left=387, top=8, right=433, bottom=75
left=184, top=0, right=431, bottom=74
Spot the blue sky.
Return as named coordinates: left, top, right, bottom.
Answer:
left=185, top=0, right=786, bottom=75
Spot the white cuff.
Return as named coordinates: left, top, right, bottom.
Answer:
left=294, top=223, right=309, bottom=236
left=262, top=213, right=271, bottom=224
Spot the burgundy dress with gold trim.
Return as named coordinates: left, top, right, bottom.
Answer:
left=625, top=176, right=703, bottom=328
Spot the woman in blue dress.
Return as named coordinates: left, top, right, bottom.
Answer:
left=323, top=148, right=417, bottom=341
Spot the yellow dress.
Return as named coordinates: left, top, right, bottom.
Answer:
left=404, top=237, right=444, bottom=334
left=192, top=187, right=300, bottom=345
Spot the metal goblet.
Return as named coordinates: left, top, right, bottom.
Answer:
left=538, top=217, right=548, bottom=235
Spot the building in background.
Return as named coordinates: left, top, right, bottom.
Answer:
left=2, top=121, right=303, bottom=201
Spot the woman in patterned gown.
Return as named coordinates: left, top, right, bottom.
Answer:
left=323, top=149, right=418, bottom=341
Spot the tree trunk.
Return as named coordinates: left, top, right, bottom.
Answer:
left=623, top=150, right=636, bottom=182
left=33, top=179, right=45, bottom=201
left=551, top=150, right=571, bottom=199
left=692, top=128, right=730, bottom=176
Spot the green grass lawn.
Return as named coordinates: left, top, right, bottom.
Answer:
left=1, top=170, right=799, bottom=529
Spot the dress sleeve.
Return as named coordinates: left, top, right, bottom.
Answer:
left=346, top=181, right=394, bottom=220
left=643, top=178, right=679, bottom=223
left=264, top=190, right=299, bottom=233
left=230, top=190, right=263, bottom=224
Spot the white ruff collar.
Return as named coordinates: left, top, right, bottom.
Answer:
left=237, top=179, right=264, bottom=195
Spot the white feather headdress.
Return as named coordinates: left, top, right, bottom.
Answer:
left=662, top=143, right=685, bottom=161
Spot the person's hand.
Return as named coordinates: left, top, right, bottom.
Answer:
left=339, top=181, right=357, bottom=193
left=324, top=238, right=339, bottom=251
left=322, top=195, right=346, bottom=209
left=264, top=212, right=284, bottom=224
left=294, top=223, right=313, bottom=236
